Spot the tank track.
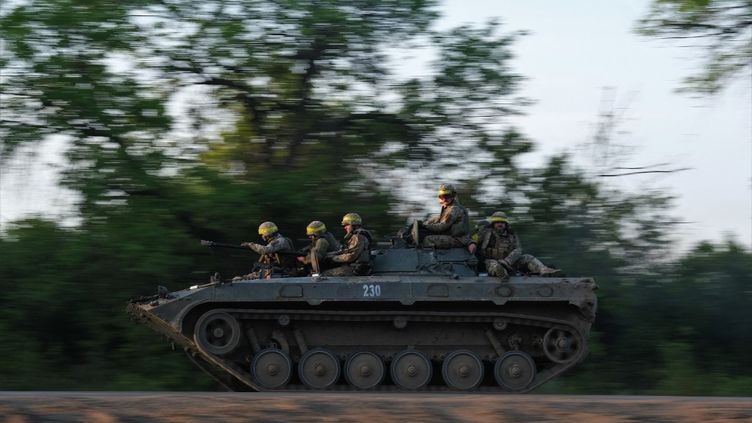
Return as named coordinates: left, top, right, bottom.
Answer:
left=128, top=303, right=589, bottom=392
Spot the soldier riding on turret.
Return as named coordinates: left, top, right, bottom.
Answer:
left=420, top=183, right=471, bottom=248
left=473, top=211, right=560, bottom=278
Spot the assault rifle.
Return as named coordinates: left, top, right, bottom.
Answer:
left=200, top=240, right=304, bottom=257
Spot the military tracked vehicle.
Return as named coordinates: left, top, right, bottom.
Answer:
left=127, top=238, right=597, bottom=392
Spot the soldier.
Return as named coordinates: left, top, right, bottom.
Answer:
left=236, top=221, right=297, bottom=279
left=475, top=211, right=560, bottom=278
left=421, top=183, right=471, bottom=248
left=297, top=220, right=341, bottom=275
left=323, top=213, right=373, bottom=276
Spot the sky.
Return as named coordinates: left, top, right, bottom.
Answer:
left=0, top=0, right=750, bottom=251
left=434, top=0, right=752, bottom=251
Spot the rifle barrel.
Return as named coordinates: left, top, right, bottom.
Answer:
left=200, top=240, right=247, bottom=250
left=201, top=240, right=304, bottom=256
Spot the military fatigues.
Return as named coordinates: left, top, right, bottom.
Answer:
left=303, top=231, right=341, bottom=273
left=478, top=228, right=552, bottom=277
left=323, top=228, right=373, bottom=276
left=242, top=233, right=297, bottom=279
left=422, top=201, right=471, bottom=248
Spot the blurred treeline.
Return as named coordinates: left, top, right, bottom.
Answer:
left=0, top=0, right=750, bottom=394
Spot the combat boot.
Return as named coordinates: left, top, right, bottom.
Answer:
left=526, top=257, right=560, bottom=276
left=539, top=266, right=561, bottom=276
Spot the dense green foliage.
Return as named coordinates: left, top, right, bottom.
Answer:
left=545, top=240, right=752, bottom=395
left=1, top=0, right=750, bottom=393
left=636, top=0, right=752, bottom=94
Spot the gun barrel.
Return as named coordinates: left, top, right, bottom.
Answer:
left=200, top=240, right=247, bottom=250
left=201, top=240, right=304, bottom=256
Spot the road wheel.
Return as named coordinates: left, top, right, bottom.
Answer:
left=345, top=351, right=385, bottom=390
left=494, top=351, right=536, bottom=392
left=298, top=349, right=340, bottom=390
left=251, top=349, right=293, bottom=390
left=391, top=349, right=432, bottom=390
left=442, top=350, right=484, bottom=391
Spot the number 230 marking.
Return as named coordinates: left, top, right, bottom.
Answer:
left=362, top=284, right=381, bottom=297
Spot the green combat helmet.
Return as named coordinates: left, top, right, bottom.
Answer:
left=437, top=183, right=456, bottom=197
left=306, top=220, right=327, bottom=236
left=341, top=213, right=362, bottom=226
left=258, top=221, right=279, bottom=241
left=488, top=211, right=509, bottom=224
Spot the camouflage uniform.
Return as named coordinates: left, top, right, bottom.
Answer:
left=421, top=200, right=471, bottom=248
left=323, top=228, right=373, bottom=276
left=247, top=233, right=296, bottom=279
left=233, top=222, right=297, bottom=280
left=478, top=227, right=555, bottom=277
left=303, top=231, right=341, bottom=273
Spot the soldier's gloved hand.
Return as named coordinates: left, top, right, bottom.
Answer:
left=240, top=242, right=251, bottom=248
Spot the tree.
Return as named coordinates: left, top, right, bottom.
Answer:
left=0, top=0, right=534, bottom=389
left=4, top=1, right=746, bottom=395
left=0, top=0, right=533, bottom=233
left=636, top=0, right=752, bottom=94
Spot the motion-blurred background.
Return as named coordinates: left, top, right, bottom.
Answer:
left=0, top=0, right=750, bottom=394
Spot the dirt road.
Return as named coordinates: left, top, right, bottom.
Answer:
left=1, top=392, right=751, bottom=422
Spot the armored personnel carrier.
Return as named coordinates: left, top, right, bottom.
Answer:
left=127, top=240, right=597, bottom=392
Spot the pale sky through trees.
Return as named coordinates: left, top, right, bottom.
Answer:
left=434, top=0, right=751, bottom=251
left=0, top=0, right=750, bottom=251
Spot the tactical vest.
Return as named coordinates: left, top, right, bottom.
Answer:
left=258, top=235, right=296, bottom=269
left=480, top=229, right=518, bottom=260
left=351, top=228, right=373, bottom=264
left=429, top=201, right=470, bottom=238
left=323, top=231, right=342, bottom=252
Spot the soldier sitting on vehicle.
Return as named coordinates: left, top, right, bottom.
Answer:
left=234, top=221, right=297, bottom=280
left=472, top=211, right=560, bottom=278
left=420, top=183, right=471, bottom=248
left=322, top=213, right=373, bottom=276
left=297, top=220, right=341, bottom=275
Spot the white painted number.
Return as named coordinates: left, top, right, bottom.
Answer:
left=362, top=284, right=382, bottom=297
